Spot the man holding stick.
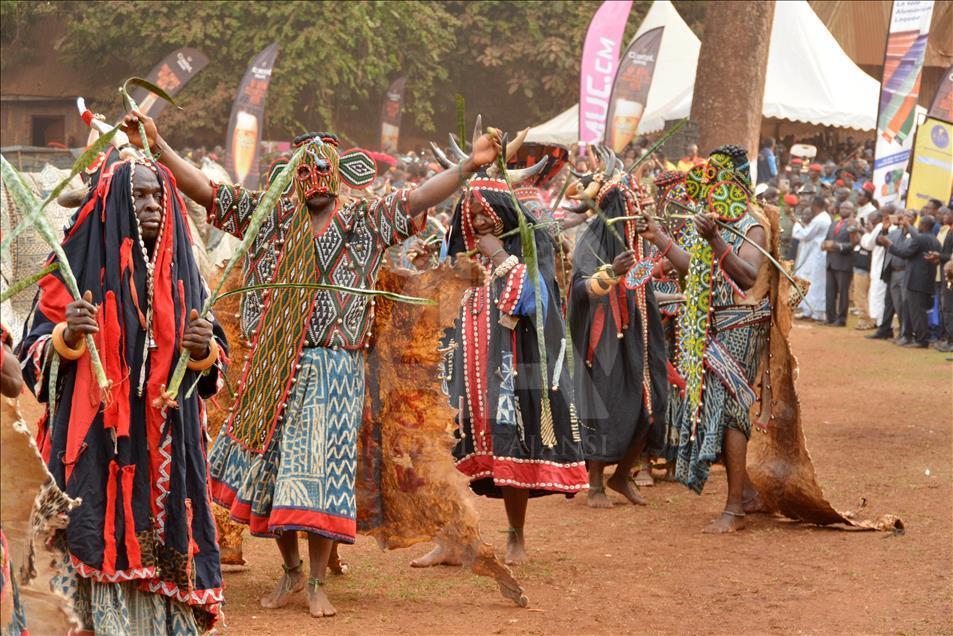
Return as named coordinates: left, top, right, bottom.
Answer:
left=121, top=110, right=501, bottom=618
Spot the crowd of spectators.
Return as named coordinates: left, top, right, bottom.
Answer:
left=755, top=137, right=952, bottom=353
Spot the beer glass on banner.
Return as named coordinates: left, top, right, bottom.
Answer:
left=610, top=99, right=643, bottom=154
left=381, top=122, right=399, bottom=154
left=233, top=111, right=259, bottom=186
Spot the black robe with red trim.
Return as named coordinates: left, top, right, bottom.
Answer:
left=442, top=180, right=588, bottom=498
left=18, top=159, right=227, bottom=629
left=569, top=183, right=668, bottom=463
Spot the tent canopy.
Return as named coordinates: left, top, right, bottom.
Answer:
left=528, top=0, right=880, bottom=147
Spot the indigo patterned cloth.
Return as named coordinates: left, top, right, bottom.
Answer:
left=52, top=555, right=200, bottom=636
left=673, top=301, right=770, bottom=493
left=209, top=347, right=365, bottom=543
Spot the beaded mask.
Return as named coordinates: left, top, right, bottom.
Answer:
left=288, top=132, right=378, bottom=201
left=684, top=146, right=752, bottom=223
left=294, top=133, right=341, bottom=199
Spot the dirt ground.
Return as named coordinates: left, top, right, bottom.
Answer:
left=215, top=319, right=951, bottom=635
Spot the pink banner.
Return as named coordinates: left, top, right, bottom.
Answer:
left=578, top=0, right=633, bottom=144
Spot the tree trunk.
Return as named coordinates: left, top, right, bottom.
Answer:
left=690, top=1, right=775, bottom=164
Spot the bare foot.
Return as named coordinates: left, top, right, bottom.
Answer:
left=260, top=563, right=305, bottom=609
left=633, top=467, right=654, bottom=487
left=742, top=491, right=768, bottom=514
left=606, top=473, right=648, bottom=506
left=587, top=487, right=614, bottom=509
left=328, top=543, right=348, bottom=575
left=411, top=543, right=463, bottom=568
left=504, top=529, right=527, bottom=566
left=307, top=581, right=337, bottom=618
left=702, top=511, right=746, bottom=534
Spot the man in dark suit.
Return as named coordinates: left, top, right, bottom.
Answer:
left=822, top=200, right=857, bottom=326
left=879, top=214, right=942, bottom=348
left=930, top=207, right=953, bottom=351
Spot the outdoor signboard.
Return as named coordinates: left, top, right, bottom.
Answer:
left=379, top=77, right=406, bottom=154
left=578, top=0, right=633, bottom=145
left=872, top=0, right=935, bottom=204
left=225, top=43, right=279, bottom=189
left=131, top=47, right=210, bottom=119
left=605, top=27, right=664, bottom=153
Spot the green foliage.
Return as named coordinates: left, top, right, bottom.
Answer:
left=0, top=1, right=706, bottom=146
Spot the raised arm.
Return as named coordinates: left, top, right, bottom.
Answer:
left=860, top=223, right=882, bottom=251
left=888, top=234, right=925, bottom=260
left=695, top=213, right=765, bottom=290
left=122, top=110, right=214, bottom=210
left=406, top=130, right=502, bottom=215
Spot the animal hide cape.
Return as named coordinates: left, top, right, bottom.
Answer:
left=747, top=205, right=902, bottom=532
left=358, top=258, right=527, bottom=607
left=205, top=265, right=250, bottom=566
left=207, top=258, right=526, bottom=604
left=1, top=395, right=80, bottom=633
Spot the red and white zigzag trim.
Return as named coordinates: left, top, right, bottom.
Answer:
left=155, top=430, right=172, bottom=540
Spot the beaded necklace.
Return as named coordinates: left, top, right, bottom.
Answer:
left=128, top=160, right=166, bottom=397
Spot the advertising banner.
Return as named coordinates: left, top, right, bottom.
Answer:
left=379, top=77, right=406, bottom=154
left=605, top=27, right=663, bottom=153
left=927, top=63, right=953, bottom=123
left=872, top=0, right=935, bottom=204
left=225, top=43, right=279, bottom=189
left=131, top=47, right=210, bottom=118
left=905, top=117, right=952, bottom=208
left=578, top=0, right=633, bottom=145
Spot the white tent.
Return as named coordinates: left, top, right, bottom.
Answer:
left=527, top=0, right=881, bottom=146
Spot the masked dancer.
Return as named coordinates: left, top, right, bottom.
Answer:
left=120, top=110, right=501, bottom=618
left=637, top=145, right=770, bottom=533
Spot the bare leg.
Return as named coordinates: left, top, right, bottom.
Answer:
left=306, top=534, right=337, bottom=617
left=260, top=531, right=306, bottom=609
left=501, top=486, right=529, bottom=565
left=327, top=542, right=349, bottom=575
left=633, top=453, right=655, bottom=487
left=607, top=438, right=648, bottom=506
left=742, top=473, right=767, bottom=513
left=703, top=428, right=747, bottom=534
left=587, top=460, right=613, bottom=509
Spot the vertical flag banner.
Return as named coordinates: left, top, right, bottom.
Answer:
left=578, top=0, right=633, bottom=145
left=379, top=77, right=406, bottom=154
left=905, top=117, right=952, bottom=208
left=873, top=0, right=935, bottom=204
left=927, top=63, right=953, bottom=123
left=605, top=27, right=664, bottom=153
left=131, top=48, right=210, bottom=118
left=225, top=43, right=279, bottom=189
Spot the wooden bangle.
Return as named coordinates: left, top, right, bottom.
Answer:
left=52, top=322, right=87, bottom=360
left=593, top=268, right=620, bottom=286
left=187, top=340, right=219, bottom=372
left=588, top=277, right=613, bottom=297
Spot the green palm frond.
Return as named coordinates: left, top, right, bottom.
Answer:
left=0, top=263, right=58, bottom=303
left=0, top=155, right=109, bottom=390
left=2, top=124, right=121, bottom=253
left=120, top=76, right=179, bottom=162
